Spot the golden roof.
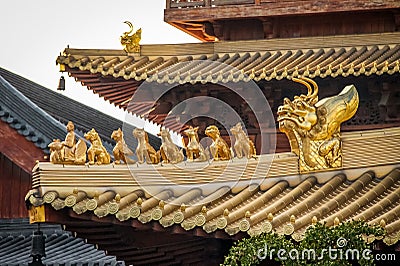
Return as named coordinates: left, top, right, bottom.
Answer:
left=57, top=32, right=400, bottom=85
left=27, top=127, right=400, bottom=244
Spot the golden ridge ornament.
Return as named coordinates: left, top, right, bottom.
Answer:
left=132, top=128, right=159, bottom=164
left=111, top=128, right=135, bottom=164
left=120, top=21, right=141, bottom=53
left=277, top=77, right=359, bottom=172
left=183, top=126, right=209, bottom=162
left=205, top=125, right=232, bottom=161
left=230, top=123, right=256, bottom=159
left=84, top=128, right=111, bottom=165
left=158, top=128, right=184, bottom=164
left=48, top=121, right=87, bottom=164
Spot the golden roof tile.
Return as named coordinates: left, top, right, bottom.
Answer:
left=26, top=127, right=400, bottom=244
left=57, top=33, right=400, bottom=86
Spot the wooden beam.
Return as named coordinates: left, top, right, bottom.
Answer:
left=165, top=0, right=400, bottom=22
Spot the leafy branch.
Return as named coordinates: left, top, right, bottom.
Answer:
left=222, top=220, right=385, bottom=266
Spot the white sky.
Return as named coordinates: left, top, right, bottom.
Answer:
left=0, top=0, right=198, bottom=135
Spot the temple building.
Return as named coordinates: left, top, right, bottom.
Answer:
left=25, top=1, right=400, bottom=265
left=0, top=67, right=141, bottom=265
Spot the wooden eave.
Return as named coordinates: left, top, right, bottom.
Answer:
left=164, top=0, right=400, bottom=22
left=164, top=0, right=400, bottom=41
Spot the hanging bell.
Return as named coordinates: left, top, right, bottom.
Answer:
left=31, top=230, right=46, bottom=258
left=57, top=76, right=65, bottom=91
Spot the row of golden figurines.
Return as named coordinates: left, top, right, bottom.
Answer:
left=48, top=121, right=256, bottom=165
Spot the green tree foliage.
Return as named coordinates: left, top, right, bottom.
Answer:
left=222, top=220, right=385, bottom=266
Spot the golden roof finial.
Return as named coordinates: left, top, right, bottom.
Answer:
left=136, top=197, right=143, bottom=206
left=223, top=208, right=229, bottom=217
left=277, top=77, right=358, bottom=173
left=115, top=194, right=121, bottom=203
left=334, top=217, right=340, bottom=226
left=245, top=211, right=251, bottom=218
left=180, top=203, right=186, bottom=212
left=120, top=21, right=141, bottom=53
left=267, top=212, right=274, bottom=222
left=379, top=219, right=386, bottom=228
left=201, top=205, right=207, bottom=214
left=290, top=215, right=296, bottom=224
left=159, top=200, right=165, bottom=209
left=311, top=216, right=318, bottom=225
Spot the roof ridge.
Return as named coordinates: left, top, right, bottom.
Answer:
left=0, top=67, right=161, bottom=149
left=0, top=74, right=67, bottom=152
left=0, top=67, right=122, bottom=125
left=62, top=32, right=400, bottom=57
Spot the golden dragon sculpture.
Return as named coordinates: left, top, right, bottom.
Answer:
left=120, top=21, right=141, bottom=53
left=277, top=77, right=359, bottom=172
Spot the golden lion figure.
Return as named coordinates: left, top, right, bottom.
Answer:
left=111, top=128, right=135, bottom=164
left=158, top=128, right=184, bottom=164
left=230, top=123, right=256, bottom=159
left=205, top=125, right=232, bottom=161
left=133, top=128, right=159, bottom=164
left=48, top=121, right=86, bottom=164
left=182, top=126, right=208, bottom=162
left=84, top=128, right=111, bottom=165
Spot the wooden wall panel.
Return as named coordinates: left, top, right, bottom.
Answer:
left=0, top=120, right=44, bottom=173
left=0, top=153, right=31, bottom=218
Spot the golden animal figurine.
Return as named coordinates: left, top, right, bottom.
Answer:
left=183, top=126, right=209, bottom=162
left=205, top=125, right=232, bottom=161
left=48, top=139, right=63, bottom=163
left=48, top=121, right=87, bottom=164
left=120, top=21, right=141, bottom=53
left=84, top=128, right=111, bottom=165
left=133, top=128, right=159, bottom=164
left=111, top=128, right=135, bottom=164
left=158, top=128, right=184, bottom=164
left=230, top=123, right=256, bottom=159
left=277, top=77, right=359, bottom=172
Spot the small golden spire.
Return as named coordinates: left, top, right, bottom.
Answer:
left=73, top=188, right=79, bottom=194
left=245, top=211, right=251, bottom=218
left=201, top=205, right=207, bottom=214
left=267, top=212, right=274, bottom=222
left=379, top=219, right=386, bottom=228
left=180, top=203, right=186, bottom=212
left=136, top=197, right=143, bottom=206
left=159, top=200, right=165, bottom=209
left=115, top=194, right=121, bottom=203
left=334, top=217, right=340, bottom=226
left=311, top=216, right=318, bottom=225
left=290, top=215, right=296, bottom=224
left=223, top=208, right=229, bottom=217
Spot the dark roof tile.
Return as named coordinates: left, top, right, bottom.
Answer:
left=0, top=67, right=160, bottom=154
left=0, top=219, right=124, bottom=266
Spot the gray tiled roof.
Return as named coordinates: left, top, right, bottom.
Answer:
left=0, top=67, right=160, bottom=155
left=0, top=75, right=66, bottom=154
left=0, top=219, right=124, bottom=266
